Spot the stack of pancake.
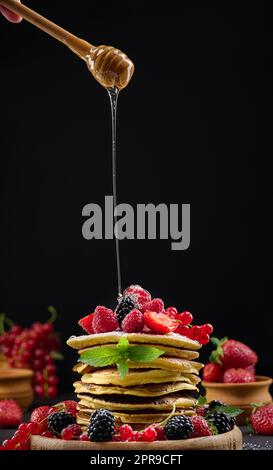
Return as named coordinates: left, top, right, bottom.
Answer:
left=67, top=331, right=203, bottom=430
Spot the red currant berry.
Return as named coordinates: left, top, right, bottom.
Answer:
left=10, top=325, right=22, bottom=335
left=165, top=307, right=178, bottom=319
left=175, top=325, right=190, bottom=336
left=154, top=425, right=166, bottom=440
left=34, top=371, right=45, bottom=385
left=48, top=375, right=59, bottom=386
left=44, top=354, right=53, bottom=365
left=26, top=422, right=40, bottom=435
left=42, top=323, right=53, bottom=334
left=48, top=386, right=57, bottom=397
left=46, top=364, right=56, bottom=375
left=34, top=385, right=44, bottom=396
left=198, top=332, right=210, bottom=345
left=189, top=325, right=201, bottom=340
left=201, top=323, right=213, bottom=335
left=79, top=434, right=90, bottom=441
left=18, top=423, right=29, bottom=437
left=34, top=348, right=45, bottom=359
left=179, top=311, right=193, bottom=326
left=119, top=424, right=134, bottom=441
left=33, top=359, right=44, bottom=371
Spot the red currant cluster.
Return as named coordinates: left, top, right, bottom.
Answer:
left=0, top=401, right=78, bottom=450
left=116, top=424, right=165, bottom=442
left=164, top=307, right=213, bottom=344
left=0, top=309, right=61, bottom=397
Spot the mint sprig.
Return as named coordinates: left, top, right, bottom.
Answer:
left=79, top=337, right=165, bottom=378
left=205, top=405, right=243, bottom=418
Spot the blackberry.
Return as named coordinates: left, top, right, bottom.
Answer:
left=87, top=408, right=115, bottom=442
left=207, top=412, right=232, bottom=434
left=48, top=411, right=76, bottom=435
left=164, top=415, right=194, bottom=440
left=209, top=400, right=226, bottom=410
left=115, top=296, right=136, bottom=325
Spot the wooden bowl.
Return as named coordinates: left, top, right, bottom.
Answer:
left=31, top=426, right=243, bottom=450
left=202, top=375, right=273, bottom=425
left=0, top=368, right=34, bottom=409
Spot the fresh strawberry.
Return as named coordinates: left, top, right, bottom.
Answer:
left=202, top=363, right=223, bottom=382
left=78, top=313, right=94, bottom=334
left=210, top=337, right=258, bottom=369
left=121, top=309, right=144, bottom=333
left=250, top=405, right=273, bottom=435
left=143, top=311, right=177, bottom=334
left=142, top=298, right=164, bottom=313
left=0, top=400, right=22, bottom=428
left=246, top=364, right=256, bottom=376
left=123, top=285, right=151, bottom=306
left=190, top=415, right=212, bottom=437
left=223, top=367, right=255, bottom=383
left=92, top=306, right=118, bottom=333
left=30, top=405, right=52, bottom=432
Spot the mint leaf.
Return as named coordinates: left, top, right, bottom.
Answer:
left=117, top=359, right=129, bottom=379
left=197, top=395, right=207, bottom=405
left=127, top=346, right=164, bottom=362
left=209, top=423, right=218, bottom=435
left=207, top=405, right=243, bottom=417
left=80, top=346, right=121, bottom=367
left=117, top=336, right=129, bottom=353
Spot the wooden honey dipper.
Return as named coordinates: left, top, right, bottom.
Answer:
left=0, top=0, right=134, bottom=90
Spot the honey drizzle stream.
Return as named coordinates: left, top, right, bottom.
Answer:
left=108, top=87, right=122, bottom=297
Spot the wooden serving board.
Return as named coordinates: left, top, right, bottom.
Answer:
left=31, top=426, right=243, bottom=450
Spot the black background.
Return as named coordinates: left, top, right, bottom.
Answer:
left=0, top=2, right=272, bottom=389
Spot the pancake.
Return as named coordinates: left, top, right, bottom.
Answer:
left=77, top=393, right=197, bottom=411
left=81, top=368, right=201, bottom=387
left=73, top=378, right=200, bottom=396
left=67, top=332, right=201, bottom=351
left=77, top=409, right=195, bottom=425
left=78, top=344, right=200, bottom=360
left=74, top=357, right=203, bottom=374
left=74, top=358, right=203, bottom=376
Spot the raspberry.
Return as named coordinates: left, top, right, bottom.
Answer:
left=141, top=426, right=157, bottom=442
left=196, top=405, right=209, bottom=416
left=144, top=311, right=177, bottom=334
left=30, top=406, right=51, bottom=432
left=121, top=309, right=144, bottom=333
left=92, top=306, right=118, bottom=334
left=191, top=415, right=212, bottom=437
left=61, top=424, right=82, bottom=440
left=0, top=399, right=22, bottom=428
left=179, top=311, right=193, bottom=326
left=223, top=368, right=255, bottom=383
left=78, top=313, right=95, bottom=334
left=142, top=298, right=164, bottom=313
left=119, top=424, right=134, bottom=441
left=123, top=285, right=151, bottom=306
left=203, top=363, right=223, bottom=382
left=154, top=425, right=166, bottom=440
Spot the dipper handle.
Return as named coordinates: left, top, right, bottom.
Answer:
left=0, top=0, right=93, bottom=59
